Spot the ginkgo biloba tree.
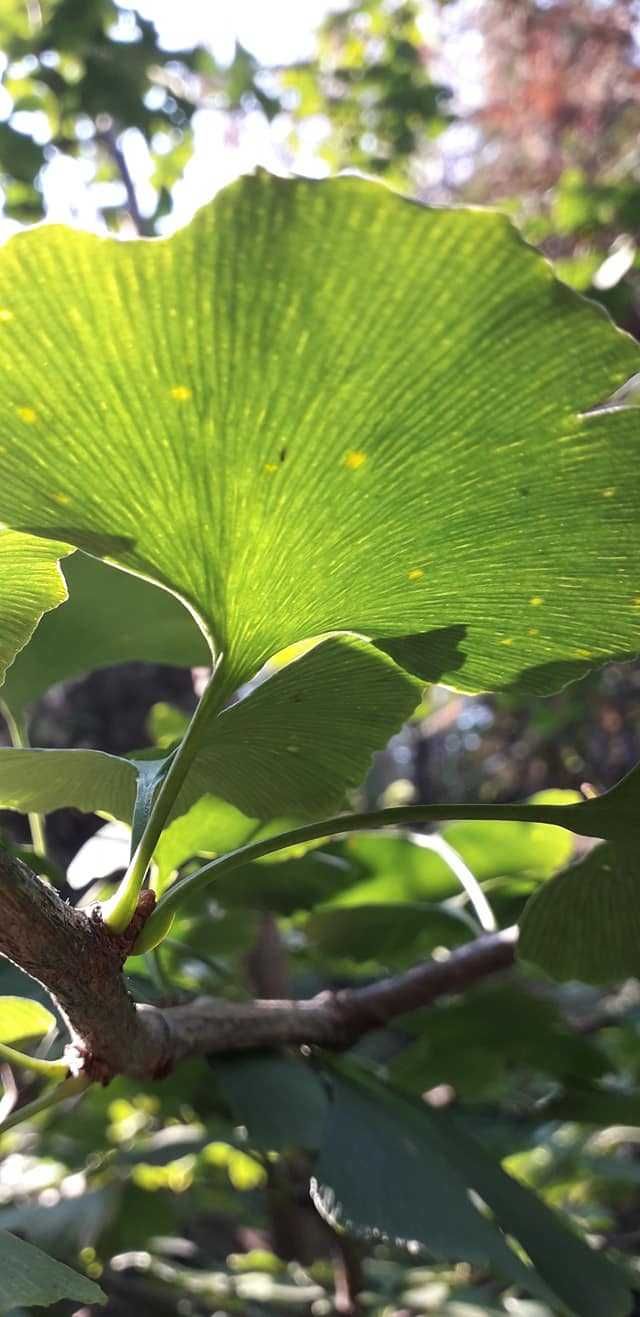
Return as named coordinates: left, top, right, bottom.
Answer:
left=0, top=170, right=639, bottom=1315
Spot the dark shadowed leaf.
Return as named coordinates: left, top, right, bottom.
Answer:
left=214, top=1053, right=329, bottom=1151
left=519, top=842, right=640, bottom=983
left=313, top=1063, right=631, bottom=1316
left=0, top=1230, right=105, bottom=1312
left=305, top=901, right=470, bottom=965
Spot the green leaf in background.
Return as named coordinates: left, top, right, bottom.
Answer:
left=314, top=1064, right=632, bottom=1317
left=0, top=172, right=638, bottom=697
left=313, top=1067, right=545, bottom=1294
left=331, top=813, right=574, bottom=908
left=0, top=996, right=55, bottom=1044
left=0, top=747, right=137, bottom=821
left=0, top=1230, right=106, bottom=1312
left=153, top=797, right=262, bottom=892
left=197, top=846, right=357, bottom=915
left=153, top=799, right=329, bottom=898
left=305, top=901, right=471, bottom=966
left=390, top=981, right=606, bottom=1099
left=214, top=1053, right=329, bottom=1152
left=519, top=842, right=640, bottom=983
left=1, top=550, right=208, bottom=724
left=442, top=1106, right=632, bottom=1317
left=0, top=635, right=420, bottom=826
left=0, top=530, right=70, bottom=690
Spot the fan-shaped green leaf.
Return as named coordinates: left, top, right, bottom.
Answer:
left=0, top=173, right=637, bottom=695
left=571, top=760, right=640, bottom=843
left=1, top=550, right=208, bottom=723
left=0, top=530, right=70, bottom=690
left=519, top=841, right=640, bottom=983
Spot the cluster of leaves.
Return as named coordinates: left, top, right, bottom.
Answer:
left=0, top=0, right=210, bottom=229
left=0, top=0, right=453, bottom=235
left=279, top=0, right=451, bottom=179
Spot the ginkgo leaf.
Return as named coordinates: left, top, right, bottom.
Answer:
left=519, top=842, right=640, bottom=984
left=518, top=764, right=640, bottom=983
left=0, top=172, right=636, bottom=696
left=0, top=748, right=136, bottom=822
left=0, top=530, right=70, bottom=690
left=314, top=1062, right=631, bottom=1316
left=0, top=635, right=421, bottom=826
left=1, top=550, right=208, bottom=723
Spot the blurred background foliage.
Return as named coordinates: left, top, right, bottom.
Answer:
left=1, top=1, right=640, bottom=1314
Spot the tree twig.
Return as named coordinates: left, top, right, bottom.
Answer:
left=0, top=847, right=517, bottom=1085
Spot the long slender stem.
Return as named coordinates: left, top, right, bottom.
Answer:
left=102, top=655, right=232, bottom=933
left=408, top=831, right=497, bottom=932
left=0, top=701, right=47, bottom=857
left=136, top=795, right=590, bottom=952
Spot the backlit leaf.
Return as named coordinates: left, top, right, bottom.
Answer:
left=1, top=550, right=208, bottom=723
left=0, top=530, right=70, bottom=692
left=0, top=172, right=637, bottom=697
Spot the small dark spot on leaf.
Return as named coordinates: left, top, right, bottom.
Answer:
left=279, top=447, right=287, bottom=463
left=519, top=486, right=530, bottom=497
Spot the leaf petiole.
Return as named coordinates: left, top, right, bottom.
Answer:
left=101, top=653, right=234, bottom=934
left=134, top=792, right=596, bottom=953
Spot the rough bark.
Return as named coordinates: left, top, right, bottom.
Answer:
left=0, top=847, right=517, bottom=1084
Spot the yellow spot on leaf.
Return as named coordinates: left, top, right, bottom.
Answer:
left=168, top=385, right=192, bottom=402
left=528, top=627, right=539, bottom=636
left=343, top=450, right=367, bottom=471
left=264, top=462, right=278, bottom=474
left=573, top=648, right=593, bottom=660
left=499, top=637, right=514, bottom=646
left=602, top=487, right=616, bottom=498
left=52, top=491, right=71, bottom=506
left=528, top=595, right=544, bottom=607
left=0, top=309, right=14, bottom=322
left=17, top=406, right=38, bottom=424
left=632, top=595, right=640, bottom=609
left=407, top=568, right=424, bottom=582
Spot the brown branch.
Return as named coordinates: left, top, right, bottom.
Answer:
left=97, top=126, right=153, bottom=236
left=0, top=848, right=517, bottom=1085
